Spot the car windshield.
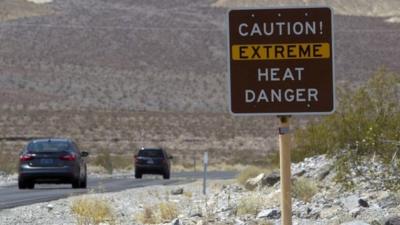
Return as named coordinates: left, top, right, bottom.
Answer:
left=138, top=149, right=163, bottom=157
left=27, top=141, right=72, bottom=153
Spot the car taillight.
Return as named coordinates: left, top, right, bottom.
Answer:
left=60, top=153, right=76, bottom=161
left=20, top=154, right=34, bottom=161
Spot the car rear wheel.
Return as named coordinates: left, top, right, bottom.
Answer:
left=135, top=170, right=142, bottom=179
left=80, top=173, right=87, bottom=189
left=72, top=178, right=80, bottom=189
left=18, top=178, right=27, bottom=189
left=163, top=170, right=170, bottom=180
left=27, top=182, right=35, bottom=189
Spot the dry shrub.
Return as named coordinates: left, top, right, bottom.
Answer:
left=158, top=202, right=178, bottom=221
left=236, top=166, right=265, bottom=186
left=135, top=201, right=179, bottom=224
left=135, top=206, right=157, bottom=224
left=292, top=177, right=318, bottom=202
left=111, top=154, right=133, bottom=171
left=0, top=150, right=17, bottom=174
left=236, top=193, right=265, bottom=215
left=71, top=197, right=116, bottom=225
left=183, top=191, right=193, bottom=199
left=93, top=149, right=113, bottom=174
left=258, top=222, right=274, bottom=225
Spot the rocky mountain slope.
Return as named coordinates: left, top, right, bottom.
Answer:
left=0, top=0, right=399, bottom=161
left=0, top=0, right=399, bottom=112
left=214, top=0, right=400, bottom=19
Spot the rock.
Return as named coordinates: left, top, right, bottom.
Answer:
left=317, top=166, right=331, bottom=181
left=234, top=219, right=245, bottom=225
left=245, top=173, right=265, bottom=190
left=245, top=172, right=280, bottom=190
left=171, top=188, right=184, bottom=195
left=190, top=211, right=202, bottom=217
left=46, top=204, right=54, bottom=212
left=320, top=205, right=342, bottom=219
left=370, top=221, right=381, bottom=225
left=340, top=220, right=370, bottom=225
left=350, top=208, right=361, bottom=218
left=256, top=208, right=281, bottom=219
left=294, top=169, right=306, bottom=177
left=342, top=195, right=359, bottom=211
left=385, top=217, right=400, bottom=225
left=263, top=172, right=280, bottom=186
left=223, top=184, right=243, bottom=192
left=358, top=199, right=369, bottom=208
left=217, top=206, right=233, bottom=213
left=379, top=193, right=399, bottom=209
left=190, top=212, right=202, bottom=217
left=171, top=218, right=182, bottom=225
left=306, top=207, right=320, bottom=219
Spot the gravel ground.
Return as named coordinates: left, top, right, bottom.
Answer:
left=0, top=174, right=17, bottom=187
left=2, top=155, right=400, bottom=225
left=0, top=179, right=231, bottom=225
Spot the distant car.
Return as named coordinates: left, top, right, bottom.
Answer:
left=134, top=147, right=172, bottom=179
left=18, top=138, right=89, bottom=189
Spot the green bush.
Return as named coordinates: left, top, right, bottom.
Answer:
left=294, top=69, right=400, bottom=189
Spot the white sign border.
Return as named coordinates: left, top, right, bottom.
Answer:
left=226, top=6, right=336, bottom=116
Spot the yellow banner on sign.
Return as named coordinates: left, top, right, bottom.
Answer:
left=232, top=43, right=330, bottom=60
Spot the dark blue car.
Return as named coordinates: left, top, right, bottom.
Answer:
left=18, top=138, right=89, bottom=189
left=134, top=147, right=172, bottom=179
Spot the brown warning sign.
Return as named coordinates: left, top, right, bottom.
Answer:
left=228, top=7, right=335, bottom=115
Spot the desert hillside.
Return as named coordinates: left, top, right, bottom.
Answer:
left=0, top=0, right=399, bottom=161
left=0, top=0, right=399, bottom=112
left=214, top=0, right=400, bottom=19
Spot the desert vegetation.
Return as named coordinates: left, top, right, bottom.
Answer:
left=0, top=0, right=399, bottom=179
left=293, top=69, right=400, bottom=189
left=236, top=192, right=266, bottom=215
left=71, top=196, right=116, bottom=225
left=292, top=178, right=318, bottom=203
left=135, top=201, right=179, bottom=224
left=0, top=110, right=277, bottom=175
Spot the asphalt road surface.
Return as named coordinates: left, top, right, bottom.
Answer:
left=0, top=171, right=236, bottom=209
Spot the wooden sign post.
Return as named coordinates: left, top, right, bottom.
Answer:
left=279, top=116, right=291, bottom=225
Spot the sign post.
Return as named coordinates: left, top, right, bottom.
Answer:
left=279, top=116, right=291, bottom=225
left=203, top=151, right=208, bottom=195
left=227, top=7, right=334, bottom=225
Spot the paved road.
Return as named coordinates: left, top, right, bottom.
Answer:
left=0, top=171, right=236, bottom=209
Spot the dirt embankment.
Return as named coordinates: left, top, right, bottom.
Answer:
left=0, top=0, right=53, bottom=22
